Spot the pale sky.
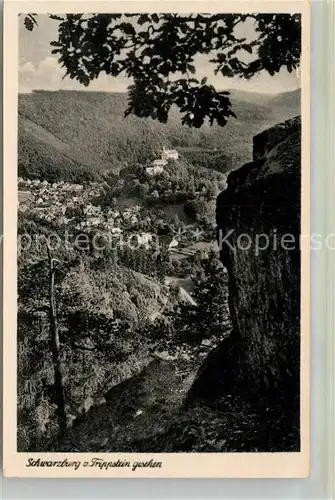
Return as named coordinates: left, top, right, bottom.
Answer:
left=19, top=15, right=301, bottom=95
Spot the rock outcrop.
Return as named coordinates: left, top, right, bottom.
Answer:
left=189, top=116, right=301, bottom=410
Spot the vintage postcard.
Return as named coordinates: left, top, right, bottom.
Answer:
left=3, top=0, right=310, bottom=477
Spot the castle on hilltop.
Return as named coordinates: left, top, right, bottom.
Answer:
left=161, top=146, right=179, bottom=161
left=146, top=146, right=179, bottom=176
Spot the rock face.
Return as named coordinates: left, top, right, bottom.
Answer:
left=189, top=116, right=301, bottom=409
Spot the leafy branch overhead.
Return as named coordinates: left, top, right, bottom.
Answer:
left=21, top=13, right=38, bottom=31
left=23, top=13, right=301, bottom=128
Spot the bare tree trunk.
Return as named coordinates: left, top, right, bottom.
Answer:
left=46, top=244, right=67, bottom=436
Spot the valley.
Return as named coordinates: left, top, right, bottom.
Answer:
left=17, top=87, right=301, bottom=453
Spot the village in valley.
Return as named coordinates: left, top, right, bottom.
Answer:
left=18, top=146, right=218, bottom=262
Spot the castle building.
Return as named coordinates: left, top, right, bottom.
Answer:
left=161, top=146, right=179, bottom=161
left=146, top=146, right=179, bottom=176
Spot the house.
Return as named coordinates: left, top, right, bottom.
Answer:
left=168, top=237, right=179, bottom=250
left=146, top=161, right=166, bottom=176
left=107, top=210, right=120, bottom=219
left=137, top=232, right=153, bottom=248
left=72, top=184, right=84, bottom=191
left=145, top=164, right=167, bottom=175
left=86, top=216, right=101, bottom=226
left=146, top=167, right=156, bottom=176
left=83, top=204, right=101, bottom=216
left=153, top=158, right=168, bottom=167
left=161, top=146, right=179, bottom=161
left=145, top=146, right=178, bottom=176
left=57, top=216, right=70, bottom=226
left=178, top=286, right=197, bottom=306
left=122, top=210, right=132, bottom=221
left=18, top=191, right=32, bottom=203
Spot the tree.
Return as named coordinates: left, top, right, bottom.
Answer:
left=145, top=253, right=232, bottom=358
left=184, top=198, right=207, bottom=220
left=111, top=197, right=118, bottom=209
left=65, top=205, right=83, bottom=219
left=46, top=244, right=67, bottom=436
left=148, top=189, right=160, bottom=204
left=136, top=182, right=150, bottom=199
left=23, top=14, right=301, bottom=128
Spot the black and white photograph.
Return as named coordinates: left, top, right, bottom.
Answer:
left=4, top=4, right=310, bottom=476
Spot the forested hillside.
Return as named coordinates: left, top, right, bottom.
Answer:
left=18, top=89, right=300, bottom=182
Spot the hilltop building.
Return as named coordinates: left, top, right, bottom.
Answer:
left=146, top=146, right=179, bottom=176
left=161, top=146, right=179, bottom=161
left=146, top=163, right=166, bottom=176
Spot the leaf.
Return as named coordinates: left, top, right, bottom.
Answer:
left=24, top=16, right=34, bottom=31
left=138, top=14, right=149, bottom=25
left=217, top=53, right=226, bottom=62
left=48, top=14, right=64, bottom=21
left=120, top=23, right=136, bottom=36
left=201, top=77, right=208, bottom=85
left=220, top=65, right=234, bottom=77
left=187, top=64, right=196, bottom=75
left=241, top=43, right=253, bottom=54
left=110, top=62, right=120, bottom=76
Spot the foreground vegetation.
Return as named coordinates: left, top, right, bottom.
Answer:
left=18, top=165, right=232, bottom=451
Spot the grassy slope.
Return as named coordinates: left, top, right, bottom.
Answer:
left=18, top=88, right=301, bottom=180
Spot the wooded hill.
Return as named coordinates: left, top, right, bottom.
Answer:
left=18, top=88, right=300, bottom=182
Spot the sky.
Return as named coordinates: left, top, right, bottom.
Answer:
left=19, top=15, right=301, bottom=95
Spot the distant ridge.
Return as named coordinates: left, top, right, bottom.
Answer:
left=18, top=88, right=301, bottom=182
left=268, top=89, right=301, bottom=111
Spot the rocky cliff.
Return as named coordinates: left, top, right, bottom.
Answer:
left=189, top=116, right=301, bottom=410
